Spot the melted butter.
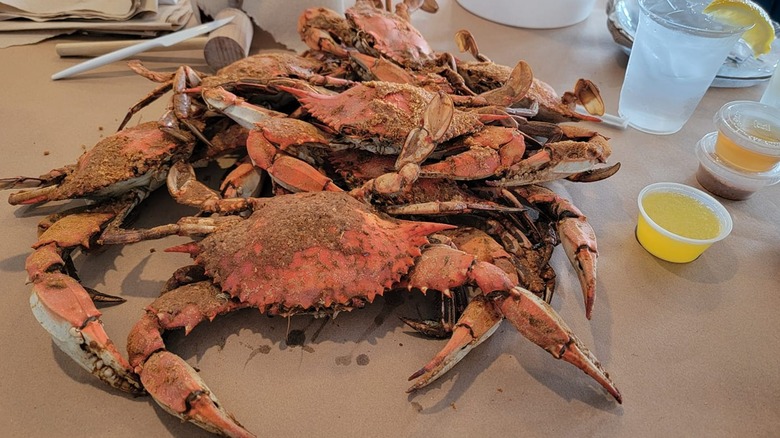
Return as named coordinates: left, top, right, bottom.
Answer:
left=642, top=192, right=720, bottom=240
left=716, top=130, right=780, bottom=171
left=715, top=117, right=780, bottom=171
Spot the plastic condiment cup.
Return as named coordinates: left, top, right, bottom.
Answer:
left=713, top=101, right=780, bottom=172
left=636, top=182, right=732, bottom=263
left=696, top=132, right=780, bottom=200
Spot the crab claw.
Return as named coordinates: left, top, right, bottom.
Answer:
left=565, top=162, right=621, bottom=183
left=220, top=158, right=265, bottom=199
left=127, top=282, right=255, bottom=437
left=510, top=185, right=599, bottom=319
left=492, top=286, right=622, bottom=403
left=201, top=87, right=287, bottom=130
left=139, top=351, right=255, bottom=438
left=494, top=130, right=611, bottom=186
left=297, top=6, right=352, bottom=58
left=407, top=295, right=502, bottom=392
left=29, top=273, right=142, bottom=394
left=404, top=244, right=619, bottom=402
left=558, top=216, right=598, bottom=320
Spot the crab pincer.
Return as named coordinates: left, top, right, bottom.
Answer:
left=403, top=244, right=621, bottom=403
left=26, top=203, right=144, bottom=394
left=493, top=286, right=622, bottom=403
left=511, top=185, right=599, bottom=319
left=127, top=282, right=255, bottom=438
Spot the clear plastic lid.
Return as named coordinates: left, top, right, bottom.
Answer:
left=714, top=100, right=780, bottom=157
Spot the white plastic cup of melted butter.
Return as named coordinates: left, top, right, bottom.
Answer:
left=636, top=182, right=732, bottom=263
left=695, top=101, right=780, bottom=200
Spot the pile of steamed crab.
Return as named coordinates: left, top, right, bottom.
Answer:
left=2, top=1, right=623, bottom=437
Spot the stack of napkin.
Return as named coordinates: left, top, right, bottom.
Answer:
left=0, top=0, right=193, bottom=47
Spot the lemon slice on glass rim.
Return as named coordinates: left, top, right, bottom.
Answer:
left=704, top=0, right=775, bottom=56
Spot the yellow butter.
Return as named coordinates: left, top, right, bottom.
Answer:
left=642, top=191, right=721, bottom=240
left=636, top=189, right=727, bottom=263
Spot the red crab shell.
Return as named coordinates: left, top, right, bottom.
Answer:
left=281, top=81, right=483, bottom=143
left=187, top=191, right=454, bottom=314
left=14, top=122, right=190, bottom=204
left=200, top=52, right=328, bottom=89
left=345, top=1, right=434, bottom=68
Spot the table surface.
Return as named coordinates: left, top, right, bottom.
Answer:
left=1, top=1, right=778, bottom=437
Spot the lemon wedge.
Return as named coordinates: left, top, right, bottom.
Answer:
left=704, top=0, right=775, bottom=56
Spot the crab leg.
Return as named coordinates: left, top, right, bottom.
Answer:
left=492, top=286, right=622, bottom=403
left=481, top=215, right=557, bottom=304
left=407, top=295, right=502, bottom=391
left=348, top=51, right=442, bottom=86
left=384, top=200, right=522, bottom=216
left=30, top=272, right=141, bottom=393
left=121, top=64, right=206, bottom=135
left=492, top=127, right=612, bottom=186
left=418, top=125, right=526, bottom=180
left=401, top=226, right=518, bottom=340
left=348, top=91, right=454, bottom=201
left=404, top=244, right=621, bottom=402
left=566, top=162, right=622, bottom=183
left=127, top=281, right=254, bottom=437
left=26, top=204, right=144, bottom=394
left=468, top=60, right=533, bottom=108
left=395, top=90, right=453, bottom=169
left=512, top=185, right=598, bottom=319
left=0, top=166, right=70, bottom=193
left=201, top=87, right=342, bottom=194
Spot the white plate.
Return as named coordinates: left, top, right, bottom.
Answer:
left=607, top=0, right=780, bottom=88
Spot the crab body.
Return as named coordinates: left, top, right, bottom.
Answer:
left=279, top=80, right=483, bottom=145
left=299, top=0, right=439, bottom=69
left=2, top=121, right=192, bottom=206
left=345, top=0, right=436, bottom=69
left=188, top=191, right=451, bottom=313
left=200, top=52, right=341, bottom=89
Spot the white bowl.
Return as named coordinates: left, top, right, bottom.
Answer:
left=457, top=0, right=597, bottom=29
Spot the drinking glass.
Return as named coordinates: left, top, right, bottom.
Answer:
left=619, top=0, right=748, bottom=135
